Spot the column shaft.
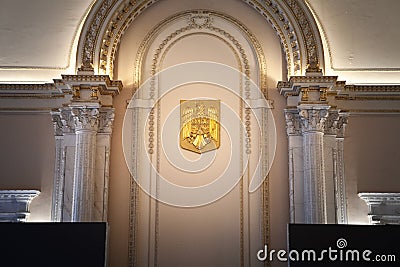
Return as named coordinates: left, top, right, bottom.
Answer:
left=51, top=136, right=65, bottom=221
left=298, top=105, right=329, bottom=224
left=70, top=107, right=99, bottom=222
left=335, top=138, right=347, bottom=224
left=303, top=131, right=327, bottom=223
left=72, top=130, right=97, bottom=221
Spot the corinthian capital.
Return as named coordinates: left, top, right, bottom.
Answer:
left=51, top=111, right=63, bottom=136
left=98, top=108, right=115, bottom=134
left=71, top=107, right=100, bottom=132
left=324, top=110, right=340, bottom=136
left=284, top=109, right=302, bottom=136
left=336, top=113, right=349, bottom=138
left=298, top=104, right=330, bottom=133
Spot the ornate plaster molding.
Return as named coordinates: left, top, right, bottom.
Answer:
left=71, top=107, right=100, bottom=132
left=51, top=111, right=64, bottom=136
left=98, top=108, right=116, bottom=134
left=133, top=9, right=267, bottom=97
left=54, top=74, right=122, bottom=95
left=335, top=113, right=348, bottom=138
left=0, top=190, right=40, bottom=222
left=338, top=85, right=400, bottom=96
left=324, top=110, right=339, bottom=136
left=298, top=104, right=330, bottom=133
left=282, top=0, right=322, bottom=72
left=0, top=83, right=64, bottom=99
left=284, top=109, right=302, bottom=136
left=76, top=0, right=324, bottom=76
left=359, top=193, right=400, bottom=225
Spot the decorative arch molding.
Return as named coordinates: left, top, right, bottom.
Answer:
left=126, top=10, right=272, bottom=266
left=133, top=10, right=268, bottom=95
left=76, top=0, right=324, bottom=78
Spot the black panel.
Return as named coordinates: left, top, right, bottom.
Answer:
left=0, top=222, right=107, bottom=267
left=286, top=224, right=399, bottom=267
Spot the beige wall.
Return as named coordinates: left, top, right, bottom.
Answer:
left=0, top=114, right=54, bottom=221
left=109, top=0, right=288, bottom=266
left=345, top=115, right=400, bottom=224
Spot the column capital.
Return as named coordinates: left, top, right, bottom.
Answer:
left=336, top=113, right=349, bottom=138
left=51, top=111, right=64, bottom=136
left=70, top=106, right=100, bottom=133
left=324, top=111, right=349, bottom=137
left=98, top=108, right=115, bottom=134
left=298, top=104, right=330, bottom=133
left=284, top=109, right=302, bottom=136
left=324, top=110, right=339, bottom=136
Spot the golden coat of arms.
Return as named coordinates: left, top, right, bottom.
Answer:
left=180, top=100, right=220, bottom=154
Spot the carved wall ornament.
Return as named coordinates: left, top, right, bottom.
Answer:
left=283, top=0, right=320, bottom=71
left=324, top=110, right=339, bottom=136
left=51, top=111, right=64, bottom=136
left=298, top=105, right=330, bottom=133
left=80, top=0, right=115, bottom=71
left=98, top=108, right=116, bottom=133
left=320, top=87, right=327, bottom=101
left=71, top=107, right=100, bottom=132
left=284, top=109, right=302, bottom=136
left=188, top=11, right=213, bottom=29
left=301, top=88, right=309, bottom=101
left=77, top=0, right=324, bottom=77
left=335, top=113, right=348, bottom=138
left=72, top=86, right=81, bottom=100
left=60, top=108, right=76, bottom=134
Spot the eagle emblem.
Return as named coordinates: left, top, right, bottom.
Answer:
left=180, top=100, right=220, bottom=154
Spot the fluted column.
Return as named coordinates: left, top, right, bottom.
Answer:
left=71, top=106, right=100, bottom=222
left=334, top=114, right=348, bottom=224
left=284, top=109, right=304, bottom=223
left=50, top=111, right=66, bottom=222
left=298, top=104, right=330, bottom=223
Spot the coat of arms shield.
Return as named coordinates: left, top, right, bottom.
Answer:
left=180, top=100, right=220, bottom=154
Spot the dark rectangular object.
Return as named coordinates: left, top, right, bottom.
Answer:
left=0, top=222, right=107, bottom=267
left=287, top=224, right=399, bottom=267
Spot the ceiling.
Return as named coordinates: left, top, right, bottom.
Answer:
left=307, top=0, right=400, bottom=82
left=0, top=0, right=399, bottom=83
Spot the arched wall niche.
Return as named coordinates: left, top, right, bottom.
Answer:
left=121, top=7, right=274, bottom=267
left=106, top=0, right=290, bottom=266
left=76, top=0, right=325, bottom=78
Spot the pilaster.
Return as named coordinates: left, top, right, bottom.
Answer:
left=284, top=109, right=304, bottom=223
left=333, top=114, right=348, bottom=224
left=279, top=73, right=348, bottom=224
left=50, top=73, right=121, bottom=222
left=50, top=111, right=66, bottom=222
